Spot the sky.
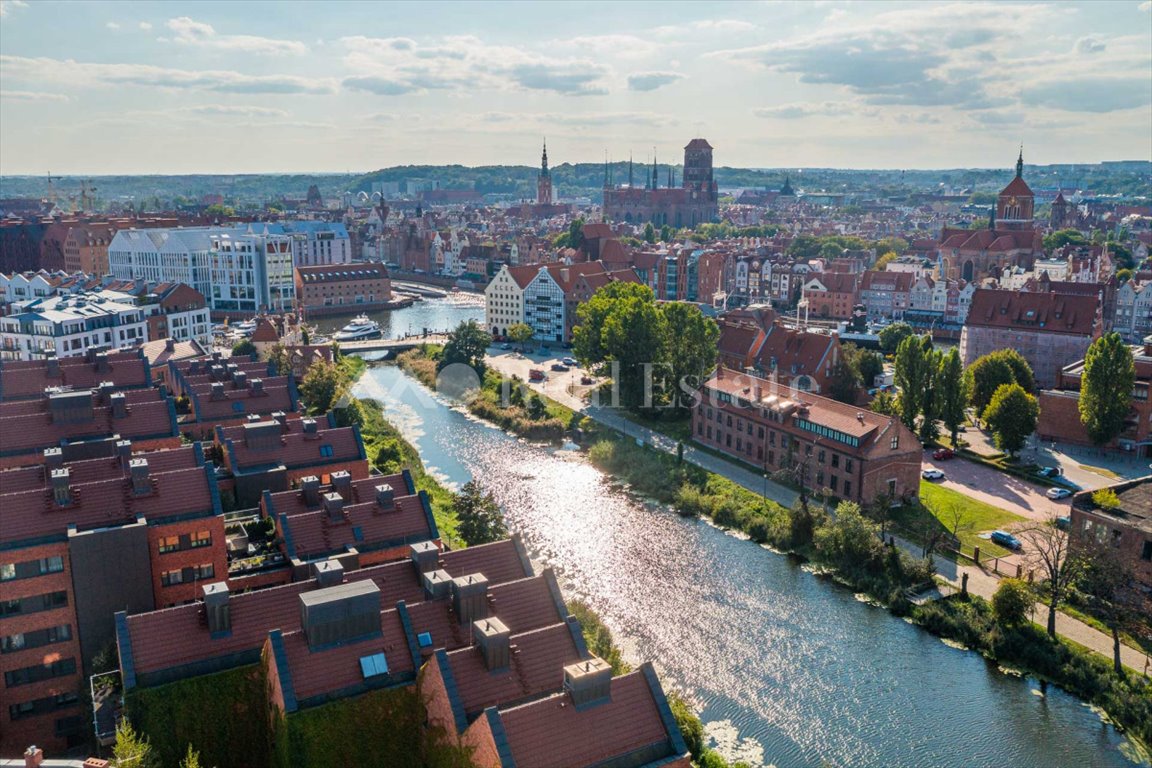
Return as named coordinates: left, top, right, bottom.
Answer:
left=1, top=0, right=1150, bottom=175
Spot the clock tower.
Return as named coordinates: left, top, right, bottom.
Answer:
left=536, top=140, right=553, bottom=206
left=995, top=148, right=1035, bottom=231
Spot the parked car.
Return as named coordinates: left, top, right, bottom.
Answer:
left=580, top=375, right=594, bottom=385
left=562, top=357, right=578, bottom=366
left=1056, top=516, right=1071, bottom=530
left=933, top=448, right=955, bottom=460
left=528, top=369, right=546, bottom=381
left=550, top=363, right=569, bottom=372
left=1046, top=487, right=1073, bottom=500
left=1037, top=466, right=1062, bottom=478
left=990, top=530, right=1022, bottom=551
left=922, top=469, right=945, bottom=481
left=500, top=342, right=512, bottom=350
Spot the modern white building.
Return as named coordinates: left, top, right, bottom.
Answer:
left=267, top=221, right=352, bottom=266
left=108, top=226, right=296, bottom=314
left=0, top=289, right=148, bottom=360
left=522, top=267, right=566, bottom=344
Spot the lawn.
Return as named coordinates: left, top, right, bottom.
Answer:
left=894, top=481, right=1029, bottom=559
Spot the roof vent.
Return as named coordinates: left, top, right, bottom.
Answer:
left=210, top=364, right=226, bottom=381
left=188, top=360, right=201, bottom=375
left=375, top=484, right=395, bottom=510
left=422, top=568, right=452, bottom=600
left=116, top=439, right=132, bottom=471
left=451, top=573, right=489, bottom=626
left=94, top=351, right=110, bottom=373
left=129, top=457, right=151, bottom=495
left=410, top=540, right=439, bottom=573
left=272, top=411, right=287, bottom=430
left=46, top=355, right=60, bottom=377
left=99, top=381, right=115, bottom=402
left=110, top=392, right=127, bottom=419
left=165, top=338, right=176, bottom=353
left=245, top=414, right=262, bottom=423
left=302, top=418, right=319, bottom=437
left=300, top=475, right=321, bottom=506
left=322, top=491, right=344, bottom=521
left=249, top=378, right=264, bottom=396
left=43, top=446, right=64, bottom=470
left=299, top=579, right=381, bottom=650
left=330, top=470, right=352, bottom=499
left=232, top=371, right=248, bottom=390
left=51, top=467, right=71, bottom=506
left=473, top=617, right=511, bottom=671
left=203, top=582, right=231, bottom=635
left=563, top=657, right=613, bottom=709
left=210, top=382, right=226, bottom=401
left=312, top=558, right=345, bottom=587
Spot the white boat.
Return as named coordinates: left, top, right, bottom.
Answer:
left=231, top=319, right=258, bottom=336
left=333, top=315, right=382, bottom=342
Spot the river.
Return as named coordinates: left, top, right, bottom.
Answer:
left=350, top=298, right=1143, bottom=768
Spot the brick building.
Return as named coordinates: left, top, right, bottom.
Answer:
left=603, top=139, right=719, bottom=228
left=1069, top=476, right=1152, bottom=593
left=802, top=272, right=861, bottom=320
left=692, top=368, right=922, bottom=504
left=716, top=309, right=842, bottom=395
left=294, top=262, right=393, bottom=318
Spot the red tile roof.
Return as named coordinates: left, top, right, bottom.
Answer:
left=0, top=351, right=149, bottom=401
left=999, top=176, right=1033, bottom=198
left=262, top=471, right=410, bottom=518
left=965, top=289, right=1099, bottom=336
left=221, top=419, right=359, bottom=473
left=0, top=445, right=199, bottom=494
left=189, top=381, right=295, bottom=423
left=495, top=667, right=676, bottom=768
left=0, top=393, right=176, bottom=457
left=280, top=493, right=434, bottom=561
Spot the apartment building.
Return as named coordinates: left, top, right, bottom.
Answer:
left=294, top=262, right=393, bottom=317
left=0, top=290, right=148, bottom=362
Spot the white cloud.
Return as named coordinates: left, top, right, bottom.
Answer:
left=1075, top=35, right=1106, bottom=54
left=340, top=35, right=611, bottom=96
left=1140, top=1, right=1151, bottom=11
left=627, top=71, right=685, bottom=92
left=560, top=35, right=660, bottom=59
left=165, top=16, right=308, bottom=55
left=179, top=104, right=289, bottom=118
left=106, top=21, right=121, bottom=30
left=0, top=89, right=69, bottom=102
left=654, top=19, right=756, bottom=37
left=0, top=55, right=336, bottom=95
left=139, top=21, right=152, bottom=30
left=0, top=0, right=28, bottom=18
left=753, top=102, right=847, bottom=119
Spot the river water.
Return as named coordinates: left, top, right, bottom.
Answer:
left=350, top=298, right=1144, bottom=768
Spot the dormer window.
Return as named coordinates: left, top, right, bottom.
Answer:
left=890, top=434, right=899, bottom=450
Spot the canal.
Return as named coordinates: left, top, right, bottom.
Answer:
left=352, top=361, right=1143, bottom=768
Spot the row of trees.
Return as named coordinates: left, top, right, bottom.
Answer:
left=889, top=336, right=968, bottom=445
left=572, top=283, right=719, bottom=413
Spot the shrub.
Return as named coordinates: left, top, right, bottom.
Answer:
left=992, top=578, right=1033, bottom=627
left=1091, top=488, right=1121, bottom=510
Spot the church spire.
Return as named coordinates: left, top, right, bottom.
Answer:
left=1016, top=144, right=1023, bottom=179
left=541, top=138, right=549, bottom=177
left=652, top=149, right=657, bottom=190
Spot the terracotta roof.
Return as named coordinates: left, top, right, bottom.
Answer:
left=140, top=339, right=206, bottom=368
left=939, top=227, right=1038, bottom=253
left=262, top=471, right=411, bottom=519
left=860, top=271, right=914, bottom=292
left=446, top=621, right=586, bottom=722
left=250, top=319, right=279, bottom=343
left=805, top=272, right=860, bottom=294
left=965, top=289, right=1099, bottom=336
left=0, top=392, right=177, bottom=457
left=0, top=350, right=149, bottom=402
left=220, top=418, right=360, bottom=473
left=189, top=378, right=295, bottom=423
left=493, top=665, right=682, bottom=768
left=280, top=492, right=435, bottom=561
left=684, top=138, right=713, bottom=150
left=754, top=325, right=838, bottom=378
left=999, top=176, right=1034, bottom=198
left=717, top=322, right=764, bottom=365
left=0, top=444, right=199, bottom=494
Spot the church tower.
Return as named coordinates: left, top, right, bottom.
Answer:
left=995, top=147, right=1034, bottom=231
left=536, top=140, right=553, bottom=205
left=683, top=138, right=716, bottom=202
left=1050, top=192, right=1068, bottom=229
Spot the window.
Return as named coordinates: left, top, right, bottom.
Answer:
left=890, top=435, right=899, bottom=450
left=831, top=454, right=839, bottom=469
left=232, top=401, right=245, bottom=413
left=5, top=657, right=76, bottom=687
left=0, top=563, right=12, bottom=581
left=843, top=480, right=851, bottom=497
left=830, top=476, right=838, bottom=492
left=359, top=652, right=389, bottom=678
left=1142, top=541, right=1152, bottom=561
left=887, top=479, right=897, bottom=497
left=190, top=530, right=212, bottom=549
left=319, top=444, right=334, bottom=458
left=158, top=536, right=180, bottom=554
left=417, top=632, right=433, bottom=648
left=161, top=569, right=183, bottom=586
left=845, top=459, right=854, bottom=473
left=2, top=624, right=71, bottom=654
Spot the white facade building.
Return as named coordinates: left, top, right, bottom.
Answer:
left=484, top=264, right=529, bottom=337
left=108, top=226, right=296, bottom=314
left=0, top=289, right=148, bottom=361
left=268, top=221, right=352, bottom=266
left=522, top=267, right=566, bottom=344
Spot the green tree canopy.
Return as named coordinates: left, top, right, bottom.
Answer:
left=299, top=358, right=346, bottom=415
left=992, top=578, right=1032, bottom=627
left=870, top=390, right=899, bottom=417
left=937, top=348, right=967, bottom=445
left=878, top=322, right=914, bottom=353
left=454, top=480, right=507, bottom=546
left=572, top=282, right=656, bottom=366
left=983, top=383, right=1039, bottom=456
left=231, top=338, right=257, bottom=358
left=603, top=296, right=669, bottom=409
left=643, top=222, right=656, bottom=244
left=1042, top=228, right=1088, bottom=251
left=658, top=302, right=718, bottom=412
left=506, top=322, right=534, bottom=348
left=438, top=320, right=492, bottom=379
left=872, top=251, right=898, bottom=271
left=1079, top=332, right=1136, bottom=446
left=965, top=348, right=1035, bottom=415
left=893, top=334, right=928, bottom=431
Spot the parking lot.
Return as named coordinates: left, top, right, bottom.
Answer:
left=920, top=449, right=1069, bottom=524
left=484, top=346, right=594, bottom=412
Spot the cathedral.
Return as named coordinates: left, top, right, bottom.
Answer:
left=602, top=138, right=719, bottom=227
left=939, top=150, right=1042, bottom=283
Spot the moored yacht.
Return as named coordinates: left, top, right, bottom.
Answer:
left=333, top=314, right=382, bottom=342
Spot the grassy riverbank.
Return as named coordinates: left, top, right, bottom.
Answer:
left=398, top=346, right=576, bottom=442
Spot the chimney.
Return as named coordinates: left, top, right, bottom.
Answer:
left=451, top=573, right=489, bottom=626
left=116, top=439, right=132, bottom=471
left=423, top=568, right=452, bottom=600
left=129, top=457, right=151, bottom=495
left=330, top=470, right=352, bottom=499
left=249, top=378, right=264, bottom=396
left=410, top=540, right=439, bottom=573
left=210, top=364, right=225, bottom=381
left=473, top=617, right=511, bottom=671
left=375, top=483, right=395, bottom=510
left=51, top=467, right=71, bottom=506
left=272, top=411, right=287, bottom=430
left=165, top=338, right=175, bottom=352
left=243, top=420, right=280, bottom=450
left=189, top=360, right=201, bottom=375
left=110, top=392, right=127, bottom=418
left=23, top=746, right=44, bottom=768
left=99, top=381, right=115, bottom=402
left=43, top=446, right=64, bottom=470
left=299, top=579, right=381, bottom=650
left=203, top=582, right=231, bottom=635
left=232, top=370, right=248, bottom=390
left=85, top=346, right=98, bottom=363
left=46, top=354, right=60, bottom=377
left=300, top=475, right=321, bottom=506
left=322, top=491, right=344, bottom=521
left=563, top=657, right=613, bottom=709
left=226, top=362, right=238, bottom=377
left=312, top=558, right=344, bottom=587
left=245, top=414, right=262, bottom=423
left=302, top=417, right=319, bottom=437
left=210, top=382, right=225, bottom=401
left=94, top=351, right=110, bottom=373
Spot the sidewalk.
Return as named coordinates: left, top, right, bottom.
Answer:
left=485, top=353, right=1151, bottom=674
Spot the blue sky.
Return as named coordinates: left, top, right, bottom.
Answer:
left=1, top=0, right=1149, bottom=174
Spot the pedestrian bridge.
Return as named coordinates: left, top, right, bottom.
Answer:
left=335, top=333, right=450, bottom=354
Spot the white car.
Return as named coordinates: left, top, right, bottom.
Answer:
left=922, top=469, right=945, bottom=481
left=1046, top=487, right=1073, bottom=500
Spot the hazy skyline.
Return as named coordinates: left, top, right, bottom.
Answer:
left=1, top=0, right=1150, bottom=175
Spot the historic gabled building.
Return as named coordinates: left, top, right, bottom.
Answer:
left=603, top=139, right=719, bottom=228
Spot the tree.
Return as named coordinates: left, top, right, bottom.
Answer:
left=602, top=296, right=669, bottom=409
left=113, top=718, right=157, bottom=768
left=872, top=251, right=898, bottom=271
left=820, top=241, right=844, bottom=260
left=854, top=347, right=885, bottom=390
left=966, top=349, right=1034, bottom=416
left=568, top=218, right=586, bottom=252
left=982, top=383, right=1039, bottom=457
left=643, top=222, right=656, bottom=244
left=438, top=320, right=492, bottom=379
left=658, top=302, right=718, bottom=413
left=180, top=745, right=204, bottom=768
left=299, top=358, right=346, bottom=415
left=1042, top=228, right=1088, bottom=251
left=1023, top=515, right=1088, bottom=638
left=265, top=342, right=292, bottom=376
left=893, top=335, right=927, bottom=431
left=660, top=224, right=672, bottom=242
left=992, top=578, right=1032, bottom=627
left=231, top=338, right=257, bottom=358
left=572, top=282, right=655, bottom=367
left=937, top=348, right=967, bottom=446
left=526, top=394, right=548, bottom=421
left=506, top=322, right=534, bottom=350
left=454, top=480, right=507, bottom=546
left=1078, top=533, right=1146, bottom=674
left=1079, top=332, right=1136, bottom=446
left=872, top=237, right=908, bottom=256
left=917, top=338, right=941, bottom=443
left=878, top=322, right=913, bottom=353
left=814, top=501, right=882, bottom=571
left=827, top=355, right=861, bottom=404
left=869, top=390, right=899, bottom=417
